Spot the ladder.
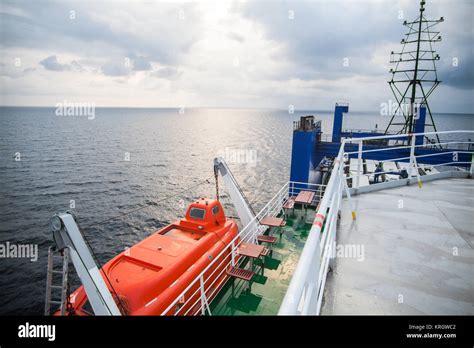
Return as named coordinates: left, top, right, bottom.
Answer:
left=44, top=246, right=70, bottom=315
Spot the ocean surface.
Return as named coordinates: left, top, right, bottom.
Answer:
left=0, top=106, right=472, bottom=315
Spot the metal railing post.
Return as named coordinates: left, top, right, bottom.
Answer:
left=355, top=141, right=363, bottom=192
left=343, top=178, right=356, bottom=220
left=470, top=153, right=474, bottom=176
left=199, top=276, right=211, bottom=316
left=413, top=155, right=422, bottom=188
left=408, top=134, right=416, bottom=182
left=231, top=241, right=236, bottom=266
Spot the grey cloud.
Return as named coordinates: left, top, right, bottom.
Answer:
left=239, top=1, right=399, bottom=80
left=1, top=1, right=203, bottom=67
left=438, top=55, right=474, bottom=89
left=101, top=61, right=130, bottom=76
left=132, top=57, right=152, bottom=71
left=228, top=32, right=245, bottom=43
left=101, top=57, right=156, bottom=76
left=39, top=55, right=69, bottom=71
left=39, top=55, right=84, bottom=72
left=70, top=60, right=84, bottom=72
left=0, top=62, right=36, bottom=78
left=151, top=66, right=180, bottom=79
left=239, top=0, right=474, bottom=90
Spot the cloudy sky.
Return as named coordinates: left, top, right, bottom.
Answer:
left=1, top=0, right=473, bottom=112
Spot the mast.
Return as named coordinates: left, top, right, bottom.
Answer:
left=408, top=1, right=424, bottom=134
left=385, top=0, right=443, bottom=144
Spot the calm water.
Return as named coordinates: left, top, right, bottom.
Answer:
left=0, top=107, right=472, bottom=314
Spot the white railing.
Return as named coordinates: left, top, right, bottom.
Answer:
left=279, top=130, right=474, bottom=315
left=345, top=131, right=474, bottom=190
left=342, top=128, right=383, bottom=134
left=160, top=181, right=325, bottom=315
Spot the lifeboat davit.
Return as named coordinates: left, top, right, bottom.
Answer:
left=65, top=198, right=238, bottom=315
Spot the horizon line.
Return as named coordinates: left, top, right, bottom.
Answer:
left=0, top=105, right=473, bottom=115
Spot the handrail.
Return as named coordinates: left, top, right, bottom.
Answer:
left=279, top=130, right=474, bottom=315
left=344, top=140, right=473, bottom=155
left=343, top=129, right=473, bottom=142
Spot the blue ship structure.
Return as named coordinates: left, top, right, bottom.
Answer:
left=290, top=103, right=471, bottom=187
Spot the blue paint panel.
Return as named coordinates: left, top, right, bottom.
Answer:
left=414, top=106, right=427, bottom=145
left=332, top=105, right=349, bottom=143
left=290, top=130, right=317, bottom=184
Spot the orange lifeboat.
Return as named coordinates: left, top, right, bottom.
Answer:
left=65, top=198, right=238, bottom=315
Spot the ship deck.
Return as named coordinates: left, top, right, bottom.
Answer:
left=321, top=178, right=474, bottom=315
left=210, top=206, right=316, bottom=315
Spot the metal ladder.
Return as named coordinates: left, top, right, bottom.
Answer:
left=44, top=246, right=70, bottom=315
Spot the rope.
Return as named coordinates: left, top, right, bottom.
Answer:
left=214, top=168, right=219, bottom=201
left=83, top=175, right=213, bottom=229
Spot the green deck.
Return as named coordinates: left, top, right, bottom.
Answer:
left=210, top=206, right=317, bottom=315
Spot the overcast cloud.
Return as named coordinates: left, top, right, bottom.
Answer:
left=0, top=0, right=472, bottom=112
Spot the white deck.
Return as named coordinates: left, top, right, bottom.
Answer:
left=321, top=178, right=474, bottom=315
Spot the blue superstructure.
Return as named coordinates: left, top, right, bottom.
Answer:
left=290, top=103, right=471, bottom=186
left=289, top=116, right=321, bottom=187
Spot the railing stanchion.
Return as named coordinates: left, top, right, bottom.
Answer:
left=408, top=133, right=416, bottom=183
left=413, top=156, right=422, bottom=188
left=355, top=141, right=363, bottom=192
left=470, top=153, right=474, bottom=176
left=343, top=177, right=356, bottom=220
left=199, top=276, right=211, bottom=316
left=231, top=241, right=236, bottom=266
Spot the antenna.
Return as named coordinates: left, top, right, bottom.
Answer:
left=384, top=0, right=443, bottom=145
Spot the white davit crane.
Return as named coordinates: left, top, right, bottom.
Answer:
left=49, top=212, right=122, bottom=316
left=213, top=157, right=260, bottom=241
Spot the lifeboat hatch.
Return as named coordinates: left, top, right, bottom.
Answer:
left=139, top=233, right=193, bottom=257
left=109, top=256, right=162, bottom=287
left=163, top=227, right=205, bottom=242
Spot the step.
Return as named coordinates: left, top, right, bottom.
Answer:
left=226, top=266, right=255, bottom=281
left=257, top=235, right=278, bottom=244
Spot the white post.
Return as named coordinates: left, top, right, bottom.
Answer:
left=408, top=134, right=416, bottom=183
left=328, top=185, right=339, bottom=270
left=231, top=241, right=236, bottom=266
left=199, top=276, right=211, bottom=316
left=355, top=141, right=363, bottom=191
left=343, top=178, right=356, bottom=220
left=470, top=153, right=474, bottom=176
left=413, top=156, right=422, bottom=188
